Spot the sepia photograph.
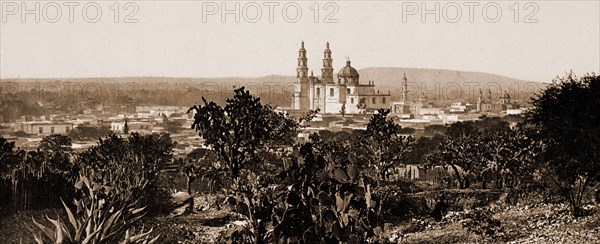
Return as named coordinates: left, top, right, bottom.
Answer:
left=1, top=0, right=599, bottom=243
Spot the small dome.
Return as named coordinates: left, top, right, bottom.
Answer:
left=338, top=60, right=359, bottom=84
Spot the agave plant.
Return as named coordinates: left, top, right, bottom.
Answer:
left=32, top=207, right=158, bottom=244
left=31, top=174, right=159, bottom=243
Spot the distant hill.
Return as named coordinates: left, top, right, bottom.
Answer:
left=1, top=68, right=545, bottom=103
left=0, top=68, right=541, bottom=89
left=360, top=67, right=538, bottom=89
left=0, top=76, right=297, bottom=86
left=358, top=67, right=545, bottom=101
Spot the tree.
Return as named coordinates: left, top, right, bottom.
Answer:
left=39, top=134, right=73, bottom=173
left=500, top=124, right=543, bottom=190
left=526, top=72, right=600, bottom=215
left=473, top=117, right=510, bottom=133
left=77, top=132, right=174, bottom=189
left=445, top=121, right=477, bottom=138
left=426, top=121, right=541, bottom=190
left=188, top=87, right=302, bottom=184
left=164, top=120, right=183, bottom=134
left=73, top=132, right=175, bottom=220
left=404, top=135, right=444, bottom=165
left=339, top=103, right=346, bottom=117
left=189, top=88, right=317, bottom=243
left=67, top=125, right=111, bottom=141
left=477, top=127, right=516, bottom=189
left=123, top=119, right=129, bottom=134
left=127, top=133, right=175, bottom=181
left=0, top=137, right=24, bottom=176
left=424, top=124, right=446, bottom=137
left=399, top=127, right=416, bottom=135
left=39, top=134, right=72, bottom=153
left=178, top=148, right=220, bottom=212
left=425, top=119, right=509, bottom=189
left=426, top=134, right=481, bottom=189
left=360, top=109, right=414, bottom=181
left=318, top=130, right=362, bottom=142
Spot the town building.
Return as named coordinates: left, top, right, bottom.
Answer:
left=103, top=104, right=136, bottom=114
left=291, top=42, right=391, bottom=114
left=499, top=91, right=519, bottom=111
left=14, top=121, right=74, bottom=135
left=477, top=89, right=519, bottom=112
left=135, top=105, right=184, bottom=117
left=476, top=88, right=494, bottom=112
left=110, top=121, right=153, bottom=133
left=391, top=74, right=436, bottom=115
left=391, top=74, right=411, bottom=115
left=449, top=102, right=467, bottom=113
left=411, top=93, right=434, bottom=114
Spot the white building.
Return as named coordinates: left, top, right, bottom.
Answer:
left=449, top=102, right=467, bottom=113
left=504, top=109, right=523, bottom=115
left=291, top=42, right=391, bottom=114
left=418, top=108, right=445, bottom=116
left=110, top=121, right=153, bottom=133
left=14, top=121, right=74, bottom=135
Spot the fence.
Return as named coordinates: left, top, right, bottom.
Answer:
left=0, top=170, right=74, bottom=213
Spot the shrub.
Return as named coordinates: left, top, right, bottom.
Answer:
left=29, top=132, right=173, bottom=243
left=221, top=142, right=386, bottom=243
left=77, top=133, right=174, bottom=213
left=461, top=208, right=503, bottom=241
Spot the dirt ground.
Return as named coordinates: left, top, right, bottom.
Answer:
left=0, top=208, right=65, bottom=243
left=387, top=203, right=600, bottom=243
left=148, top=194, right=600, bottom=243
left=2, top=194, right=599, bottom=243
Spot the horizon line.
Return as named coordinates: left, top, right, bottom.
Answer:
left=0, top=66, right=554, bottom=83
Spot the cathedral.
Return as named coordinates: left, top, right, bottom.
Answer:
left=477, top=89, right=518, bottom=112
left=291, top=42, right=391, bottom=114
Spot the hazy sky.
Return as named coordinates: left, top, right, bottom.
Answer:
left=1, top=1, right=599, bottom=82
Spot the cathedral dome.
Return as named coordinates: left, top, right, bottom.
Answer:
left=338, top=60, right=359, bottom=84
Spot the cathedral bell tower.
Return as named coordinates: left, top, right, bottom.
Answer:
left=477, top=88, right=483, bottom=111
left=292, top=41, right=310, bottom=111
left=321, top=42, right=334, bottom=83
left=297, top=41, right=308, bottom=80
left=401, top=73, right=408, bottom=102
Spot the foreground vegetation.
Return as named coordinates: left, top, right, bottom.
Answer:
left=1, top=72, right=599, bottom=243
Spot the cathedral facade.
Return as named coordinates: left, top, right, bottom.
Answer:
left=291, top=42, right=391, bottom=114
left=477, top=89, right=518, bottom=112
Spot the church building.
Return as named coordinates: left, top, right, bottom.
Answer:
left=391, top=73, right=411, bottom=114
left=477, top=89, right=519, bottom=112
left=291, top=42, right=391, bottom=114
